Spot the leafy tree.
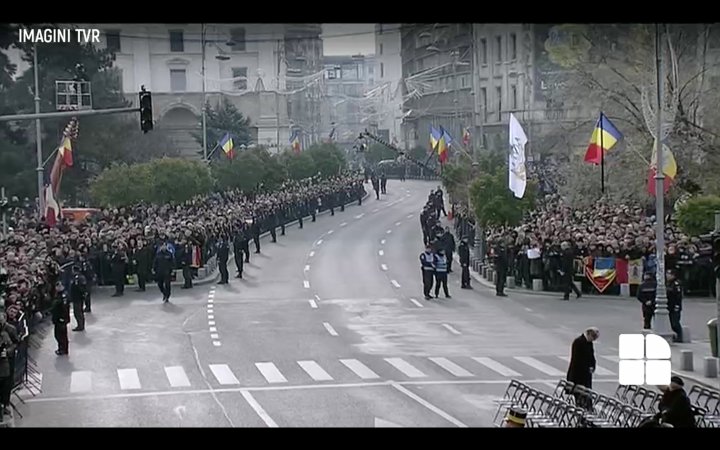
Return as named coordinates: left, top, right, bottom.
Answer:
left=280, top=149, right=316, bottom=180
left=364, top=143, right=396, bottom=166
left=194, top=98, right=253, bottom=158
left=247, top=146, right=287, bottom=190
left=211, top=151, right=265, bottom=192
left=305, top=143, right=347, bottom=177
left=675, top=195, right=720, bottom=236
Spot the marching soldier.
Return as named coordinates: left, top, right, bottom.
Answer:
left=233, top=225, right=245, bottom=279
left=637, top=272, right=656, bottom=330
left=266, top=210, right=277, bottom=243
left=70, top=264, right=88, bottom=332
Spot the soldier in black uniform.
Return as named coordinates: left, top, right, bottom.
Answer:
left=309, top=196, right=318, bottom=222
left=494, top=240, right=508, bottom=297
left=134, top=239, right=153, bottom=292
left=560, top=242, right=582, bottom=300
left=380, top=172, right=387, bottom=194
left=267, top=211, right=277, bottom=243
left=356, top=182, right=363, bottom=206
left=241, top=222, right=251, bottom=263
left=459, top=237, right=471, bottom=289
left=251, top=217, right=261, bottom=253
left=371, top=175, right=380, bottom=200
left=278, top=205, right=287, bottom=236
left=666, top=270, right=684, bottom=342
left=110, top=244, right=129, bottom=297
left=70, top=264, right=88, bottom=332
left=325, top=190, right=336, bottom=216
left=439, top=227, right=456, bottom=273
left=78, top=252, right=94, bottom=313
left=217, top=236, right=230, bottom=285
left=637, top=272, right=656, bottom=330
left=177, top=239, right=193, bottom=289
left=51, top=281, right=70, bottom=355
left=154, top=242, right=175, bottom=303
left=297, top=199, right=305, bottom=229
left=233, top=226, right=245, bottom=278
left=337, top=189, right=345, bottom=212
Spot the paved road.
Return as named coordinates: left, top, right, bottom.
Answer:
left=16, top=180, right=708, bottom=427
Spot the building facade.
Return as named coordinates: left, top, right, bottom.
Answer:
left=90, top=24, right=322, bottom=157
left=374, top=24, right=404, bottom=148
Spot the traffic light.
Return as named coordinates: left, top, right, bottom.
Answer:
left=139, top=86, right=153, bottom=133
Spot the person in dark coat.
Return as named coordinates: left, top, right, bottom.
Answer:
left=233, top=227, right=244, bottom=279
left=154, top=242, right=175, bottom=303
left=637, top=272, right=657, bottom=330
left=560, top=241, right=582, bottom=300
left=653, top=376, right=696, bottom=428
left=110, top=244, right=129, bottom=297
left=134, top=239, right=153, bottom=292
left=241, top=223, right=251, bottom=263
left=51, top=281, right=70, bottom=355
left=440, top=227, right=456, bottom=273
left=371, top=175, right=380, bottom=200
left=217, top=236, right=230, bottom=284
left=419, top=243, right=436, bottom=300
left=380, top=173, right=387, bottom=194
left=176, top=239, right=193, bottom=289
left=309, top=197, right=318, bottom=222
left=251, top=218, right=261, bottom=254
left=459, top=237, right=471, bottom=289
left=69, top=265, right=88, bottom=332
left=566, top=327, right=599, bottom=410
left=493, top=240, right=508, bottom=297
left=666, top=270, right=684, bottom=343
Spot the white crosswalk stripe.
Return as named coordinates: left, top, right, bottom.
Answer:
left=384, top=358, right=427, bottom=378
left=209, top=364, right=240, bottom=385
left=514, top=356, right=565, bottom=376
left=70, top=371, right=92, bottom=393
left=340, top=359, right=380, bottom=379
left=472, top=357, right=521, bottom=377
left=298, top=360, right=333, bottom=381
left=557, top=356, right=615, bottom=375
left=117, top=368, right=141, bottom=390
left=429, top=357, right=473, bottom=377
left=164, top=366, right=191, bottom=388
left=255, top=362, right=288, bottom=384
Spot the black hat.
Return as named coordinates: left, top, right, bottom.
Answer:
left=670, top=376, right=684, bottom=386
left=506, top=407, right=527, bottom=425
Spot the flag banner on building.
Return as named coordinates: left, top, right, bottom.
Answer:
left=583, top=113, right=623, bottom=164
left=462, top=127, right=471, bottom=147
left=430, top=126, right=442, bottom=153
left=584, top=257, right=617, bottom=293
left=627, top=258, right=643, bottom=285
left=290, top=130, right=301, bottom=154
left=647, top=140, right=677, bottom=196
left=508, top=113, right=528, bottom=199
left=218, top=132, right=235, bottom=159
left=437, top=127, right=450, bottom=164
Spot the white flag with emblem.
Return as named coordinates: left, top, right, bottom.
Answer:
left=508, top=113, right=528, bottom=199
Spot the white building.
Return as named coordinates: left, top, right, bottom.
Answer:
left=84, top=24, right=322, bottom=157
left=374, top=24, right=404, bottom=148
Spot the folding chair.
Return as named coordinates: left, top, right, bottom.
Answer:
left=493, top=381, right=528, bottom=423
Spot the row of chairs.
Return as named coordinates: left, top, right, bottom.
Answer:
left=553, top=380, right=650, bottom=428
left=493, top=380, right=588, bottom=427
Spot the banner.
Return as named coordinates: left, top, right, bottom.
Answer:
left=627, top=259, right=643, bottom=285
left=584, top=257, right=617, bottom=293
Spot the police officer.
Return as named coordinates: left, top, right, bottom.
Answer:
left=134, top=239, right=153, bottom=293
left=154, top=242, right=175, bottom=303
left=493, top=239, right=508, bottom=297
left=78, top=251, right=94, bottom=313
left=434, top=248, right=451, bottom=298
left=110, top=244, right=129, bottom=297
left=420, top=243, right=436, bottom=300
left=666, top=270, right=684, bottom=342
left=637, top=272, right=656, bottom=330
left=241, top=222, right=251, bottom=263
left=51, top=281, right=70, bottom=355
left=217, top=235, right=230, bottom=285
left=459, top=237, right=471, bottom=289
left=233, top=226, right=245, bottom=279
left=70, top=264, right=88, bottom=332
left=296, top=199, right=306, bottom=229
left=560, top=241, right=582, bottom=300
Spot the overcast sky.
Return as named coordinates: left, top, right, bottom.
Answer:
left=321, top=24, right=375, bottom=56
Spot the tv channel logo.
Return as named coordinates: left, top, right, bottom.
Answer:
left=618, top=334, right=671, bottom=386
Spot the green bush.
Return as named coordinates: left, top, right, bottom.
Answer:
left=305, top=143, right=347, bottom=177
left=281, top=150, right=317, bottom=180
left=675, top=195, right=720, bottom=236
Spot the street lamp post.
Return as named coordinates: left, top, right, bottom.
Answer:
left=652, top=23, right=672, bottom=339
left=201, top=24, right=208, bottom=161
left=33, top=43, right=44, bottom=216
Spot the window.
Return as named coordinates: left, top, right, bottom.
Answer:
left=511, top=84, right=517, bottom=109
left=232, top=67, right=248, bottom=90
left=496, top=86, right=502, bottom=121
left=480, top=38, right=487, bottom=64
left=380, top=62, right=384, bottom=78
left=170, top=69, right=186, bottom=92
left=230, top=28, right=246, bottom=51
left=106, top=30, right=121, bottom=52
left=495, top=36, right=502, bottom=62
left=480, top=87, right=487, bottom=121
left=619, top=333, right=671, bottom=385
left=510, top=33, right=517, bottom=60
left=169, top=30, right=184, bottom=52
left=379, top=43, right=384, bottom=55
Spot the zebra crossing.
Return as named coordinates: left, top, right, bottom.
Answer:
left=32, top=354, right=620, bottom=397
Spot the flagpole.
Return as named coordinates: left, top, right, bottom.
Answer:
left=205, top=142, right=221, bottom=163
left=600, top=112, right=605, bottom=194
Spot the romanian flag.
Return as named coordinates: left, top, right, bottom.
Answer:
left=584, top=257, right=617, bottom=293
left=584, top=113, right=623, bottom=164
left=58, top=136, right=73, bottom=167
left=44, top=184, right=60, bottom=227
left=48, top=119, right=78, bottom=196
left=218, top=133, right=235, bottom=159
left=462, top=127, right=471, bottom=146
left=290, top=130, right=301, bottom=154
left=437, top=127, right=450, bottom=164
left=647, top=140, right=677, bottom=196
left=430, top=126, right=442, bottom=153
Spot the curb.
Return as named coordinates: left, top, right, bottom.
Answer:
left=93, top=193, right=370, bottom=294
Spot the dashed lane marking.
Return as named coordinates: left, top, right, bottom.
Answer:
left=309, top=299, right=318, bottom=309
left=355, top=213, right=365, bottom=219
left=407, top=214, right=413, bottom=219
left=323, top=322, right=339, bottom=336
left=340, top=359, right=380, bottom=379
left=378, top=250, right=384, bottom=256
left=372, top=208, right=379, bottom=212
left=557, top=356, right=615, bottom=376
left=213, top=342, right=222, bottom=347
left=409, top=298, right=424, bottom=308
left=208, top=321, right=216, bottom=326
left=209, top=364, right=240, bottom=385
left=210, top=333, right=220, bottom=340
left=384, top=358, right=426, bottom=378
left=395, top=222, right=401, bottom=226
left=298, top=360, right=334, bottom=381
left=316, top=239, right=323, bottom=245
left=340, top=222, right=347, bottom=227
left=513, top=357, right=564, bottom=377
left=304, top=265, right=310, bottom=271
left=164, top=366, right=191, bottom=388
left=386, top=230, right=392, bottom=234
left=303, top=280, right=310, bottom=289
left=381, top=264, right=388, bottom=271
left=391, top=280, right=401, bottom=288
left=428, top=357, right=473, bottom=378
left=314, top=294, right=321, bottom=301
left=327, top=230, right=334, bottom=235
left=309, top=251, right=315, bottom=257
left=380, top=239, right=386, bottom=245
left=208, top=315, right=215, bottom=320
left=209, top=327, right=217, bottom=332
left=442, top=324, right=461, bottom=335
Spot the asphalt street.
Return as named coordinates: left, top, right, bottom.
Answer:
left=16, top=179, right=707, bottom=427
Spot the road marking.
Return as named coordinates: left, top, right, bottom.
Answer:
left=375, top=417, right=402, bottom=427
left=409, top=298, right=424, bottom=308
left=303, top=280, right=310, bottom=289
left=429, top=357, right=474, bottom=377
left=395, top=221, right=401, bottom=226
left=208, top=298, right=214, bottom=303
left=209, top=364, right=240, bottom=385
left=323, top=322, right=339, bottom=336
left=213, top=341, right=222, bottom=347
left=327, top=230, right=334, bottom=235
left=372, top=208, right=379, bottom=212
left=514, top=356, right=564, bottom=376
left=407, top=214, right=413, bottom=218
left=309, top=251, right=315, bottom=257
left=471, top=357, right=521, bottom=377
left=378, top=250, right=384, bottom=256
left=164, top=366, right=191, bottom=388
left=26, top=378, right=620, bottom=404
left=208, top=315, right=214, bottom=320
left=524, top=307, right=532, bottom=312
left=304, top=265, right=310, bottom=271
left=208, top=292, right=215, bottom=298
left=309, top=299, right=318, bottom=308
left=70, top=371, right=92, bottom=393
left=355, top=213, right=364, bottom=219
left=340, top=359, right=380, bottom=379
left=391, top=383, right=468, bottom=428
left=384, top=358, right=427, bottom=378
left=442, top=324, right=461, bottom=335
left=207, top=305, right=213, bottom=310
left=255, top=362, right=288, bottom=384
left=381, top=264, right=388, bottom=271
left=210, top=333, right=220, bottom=339
left=557, top=356, right=615, bottom=375
left=391, top=279, right=401, bottom=288
left=117, top=368, right=142, bottom=390
left=314, top=294, right=321, bottom=301
left=380, top=239, right=386, bottom=245
left=241, top=390, right=278, bottom=428
left=208, top=321, right=215, bottom=326
left=316, top=239, right=323, bottom=245
left=209, top=327, right=217, bottom=332
left=386, top=230, right=392, bottom=234
left=298, top=360, right=334, bottom=381
left=340, top=222, right=347, bottom=227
